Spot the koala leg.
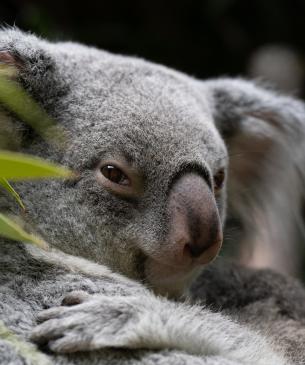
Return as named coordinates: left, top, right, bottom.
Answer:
left=30, top=290, right=287, bottom=365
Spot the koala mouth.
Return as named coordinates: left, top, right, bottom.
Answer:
left=143, top=256, right=202, bottom=297
left=129, top=243, right=208, bottom=297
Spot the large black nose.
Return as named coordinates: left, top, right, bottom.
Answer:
left=166, top=173, right=223, bottom=265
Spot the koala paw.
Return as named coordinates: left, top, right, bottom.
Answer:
left=30, top=290, right=154, bottom=353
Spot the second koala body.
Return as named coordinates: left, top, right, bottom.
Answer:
left=1, top=29, right=305, bottom=364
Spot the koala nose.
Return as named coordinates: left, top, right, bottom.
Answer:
left=167, top=173, right=223, bottom=266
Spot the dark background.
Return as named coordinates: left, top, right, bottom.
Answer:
left=1, top=0, right=305, bottom=95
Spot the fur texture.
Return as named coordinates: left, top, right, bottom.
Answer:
left=0, top=242, right=289, bottom=365
left=192, top=259, right=305, bottom=365
left=1, top=28, right=305, bottom=364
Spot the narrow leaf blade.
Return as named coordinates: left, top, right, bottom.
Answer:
left=0, top=178, right=25, bottom=210
left=0, top=213, right=48, bottom=249
left=0, top=320, right=52, bottom=365
left=0, top=73, right=66, bottom=148
left=0, top=150, right=73, bottom=180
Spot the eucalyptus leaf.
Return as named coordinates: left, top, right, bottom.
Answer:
left=0, top=150, right=73, bottom=180
left=0, top=320, right=52, bottom=365
left=0, top=73, right=65, bottom=148
left=0, top=213, right=48, bottom=249
left=0, top=178, right=25, bottom=210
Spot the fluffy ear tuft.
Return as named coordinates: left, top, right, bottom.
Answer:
left=0, top=50, right=24, bottom=80
left=0, top=29, right=67, bottom=150
left=0, top=50, right=22, bottom=67
left=0, top=28, right=63, bottom=101
left=205, top=78, right=305, bottom=275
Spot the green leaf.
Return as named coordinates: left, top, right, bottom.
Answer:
left=0, top=74, right=66, bottom=148
left=0, top=213, right=48, bottom=249
left=0, top=178, right=25, bottom=210
left=0, top=150, right=73, bottom=180
left=0, top=320, right=52, bottom=365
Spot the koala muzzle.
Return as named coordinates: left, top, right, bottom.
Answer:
left=167, top=173, right=223, bottom=266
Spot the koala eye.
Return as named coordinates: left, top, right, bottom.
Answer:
left=100, top=165, right=130, bottom=186
left=213, top=169, right=225, bottom=192
left=96, top=159, right=143, bottom=198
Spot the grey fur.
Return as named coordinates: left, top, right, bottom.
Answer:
left=192, top=259, right=305, bottom=365
left=0, top=243, right=289, bottom=365
left=1, top=28, right=305, bottom=364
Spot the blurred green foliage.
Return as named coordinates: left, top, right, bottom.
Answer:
left=0, top=65, right=72, bottom=249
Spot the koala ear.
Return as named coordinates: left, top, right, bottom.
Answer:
left=0, top=28, right=64, bottom=101
left=0, top=50, right=22, bottom=69
left=206, top=78, right=305, bottom=274
left=0, top=29, right=67, bottom=149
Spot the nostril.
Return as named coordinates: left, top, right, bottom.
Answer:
left=184, top=242, right=209, bottom=258
left=183, top=244, right=192, bottom=258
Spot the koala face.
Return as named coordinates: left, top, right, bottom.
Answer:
left=48, top=44, right=227, bottom=296
left=3, top=29, right=302, bottom=296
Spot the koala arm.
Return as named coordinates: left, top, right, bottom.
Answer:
left=31, top=289, right=286, bottom=365
left=26, top=245, right=286, bottom=364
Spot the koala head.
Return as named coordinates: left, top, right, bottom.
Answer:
left=1, top=29, right=304, bottom=296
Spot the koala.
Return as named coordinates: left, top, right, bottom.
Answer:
left=1, top=28, right=305, bottom=365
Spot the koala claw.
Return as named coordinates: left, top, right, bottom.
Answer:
left=30, top=290, right=286, bottom=365
left=31, top=293, right=148, bottom=353
left=61, top=290, right=90, bottom=306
